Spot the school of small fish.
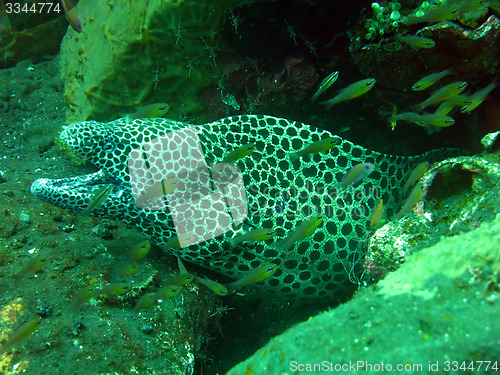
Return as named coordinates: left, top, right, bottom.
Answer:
left=387, top=70, right=497, bottom=131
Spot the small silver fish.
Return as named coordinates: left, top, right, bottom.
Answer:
left=0, top=317, right=42, bottom=355
left=310, top=71, right=339, bottom=102
left=396, top=34, right=435, bottom=49
left=0, top=4, right=6, bottom=40
left=273, top=214, right=323, bottom=251
left=412, top=69, right=452, bottom=91
left=124, top=103, right=170, bottom=121
left=81, top=184, right=114, bottom=215
left=225, top=263, right=278, bottom=291
left=195, top=276, right=229, bottom=296
left=336, top=163, right=375, bottom=189
left=402, top=162, right=429, bottom=194
left=320, top=78, right=376, bottom=109
left=415, top=81, right=468, bottom=110
left=60, top=0, right=82, bottom=33
left=404, top=3, right=461, bottom=25
left=370, top=199, right=385, bottom=229
left=290, top=137, right=340, bottom=162
left=434, top=100, right=457, bottom=116
left=390, top=112, right=455, bottom=127
left=221, top=143, right=255, bottom=164
left=393, top=183, right=424, bottom=220
left=230, top=228, right=276, bottom=247
left=461, top=80, right=498, bottom=113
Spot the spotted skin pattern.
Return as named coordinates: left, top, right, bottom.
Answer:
left=31, top=115, right=456, bottom=301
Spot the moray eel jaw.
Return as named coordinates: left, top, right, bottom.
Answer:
left=31, top=121, right=135, bottom=216
left=59, top=121, right=133, bottom=184
left=30, top=171, right=128, bottom=216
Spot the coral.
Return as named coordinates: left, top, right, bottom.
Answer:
left=227, top=213, right=500, bottom=374
left=365, top=140, right=500, bottom=278
left=352, top=14, right=500, bottom=92
left=0, top=297, right=29, bottom=374
left=364, top=1, right=402, bottom=41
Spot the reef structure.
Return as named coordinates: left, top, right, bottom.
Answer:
left=59, top=0, right=253, bottom=122
left=31, top=115, right=460, bottom=301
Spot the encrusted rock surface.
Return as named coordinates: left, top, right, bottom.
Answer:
left=228, top=213, right=500, bottom=375
left=60, top=0, right=246, bottom=123
left=366, top=150, right=500, bottom=278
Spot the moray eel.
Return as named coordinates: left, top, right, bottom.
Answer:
left=31, top=115, right=457, bottom=301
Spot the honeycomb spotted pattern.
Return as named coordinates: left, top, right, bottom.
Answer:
left=31, top=115, right=456, bottom=301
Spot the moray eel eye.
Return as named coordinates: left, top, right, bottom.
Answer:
left=103, top=140, right=116, bottom=152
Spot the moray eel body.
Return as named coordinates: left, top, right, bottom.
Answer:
left=31, top=115, right=456, bottom=301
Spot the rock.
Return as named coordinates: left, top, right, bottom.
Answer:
left=59, top=0, right=248, bottom=123
left=0, top=5, right=68, bottom=68
left=35, top=299, right=52, bottom=317
left=366, top=152, right=500, bottom=278
left=140, top=324, right=153, bottom=335
left=61, top=224, right=75, bottom=233
left=91, top=223, right=113, bottom=239
left=70, top=320, right=86, bottom=337
left=481, top=131, right=500, bottom=152
left=19, top=212, right=30, bottom=223
left=227, top=214, right=500, bottom=374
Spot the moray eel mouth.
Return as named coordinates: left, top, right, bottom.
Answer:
left=30, top=172, right=122, bottom=213
left=31, top=115, right=459, bottom=301
left=31, top=124, right=129, bottom=216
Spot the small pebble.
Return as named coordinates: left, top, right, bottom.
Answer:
left=140, top=324, right=154, bottom=335
left=36, top=299, right=52, bottom=317
left=19, top=213, right=30, bottom=223
left=71, top=320, right=86, bottom=336
left=62, top=224, right=75, bottom=233
left=92, top=224, right=113, bottom=239
left=100, top=219, right=118, bottom=230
